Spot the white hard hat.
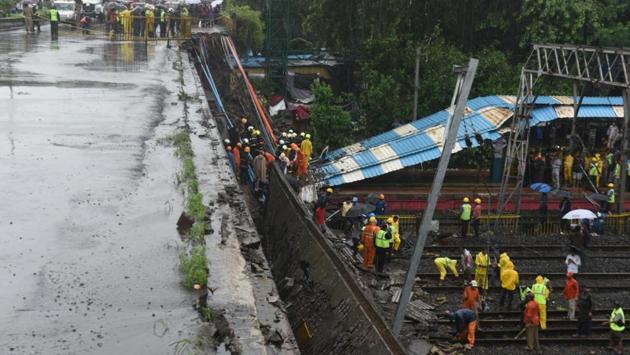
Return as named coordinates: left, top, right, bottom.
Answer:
left=279, top=140, right=285, bottom=145
left=224, top=138, right=230, bottom=144
left=248, top=126, right=254, bottom=131
left=470, top=280, right=478, bottom=287
left=282, top=145, right=287, bottom=150
left=243, top=138, right=249, bottom=144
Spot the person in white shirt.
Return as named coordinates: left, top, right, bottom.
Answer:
left=566, top=247, right=582, bottom=274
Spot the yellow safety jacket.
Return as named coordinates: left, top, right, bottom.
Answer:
left=460, top=203, right=472, bottom=221
left=375, top=229, right=391, bottom=248
left=611, top=308, right=625, bottom=332
left=532, top=282, right=548, bottom=305
left=608, top=189, right=616, bottom=204
left=50, top=9, right=59, bottom=22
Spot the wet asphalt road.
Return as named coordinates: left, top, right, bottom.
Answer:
left=0, top=30, right=201, bottom=354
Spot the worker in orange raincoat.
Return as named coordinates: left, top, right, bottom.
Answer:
left=295, top=148, right=308, bottom=178
left=361, top=216, right=379, bottom=268
left=232, top=143, right=241, bottom=173
left=463, top=280, right=481, bottom=316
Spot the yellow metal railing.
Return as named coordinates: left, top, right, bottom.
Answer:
left=375, top=212, right=630, bottom=237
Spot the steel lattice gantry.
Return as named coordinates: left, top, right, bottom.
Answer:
left=265, top=0, right=290, bottom=95
left=497, top=44, right=630, bottom=216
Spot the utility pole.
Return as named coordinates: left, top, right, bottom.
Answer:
left=570, top=82, right=578, bottom=151
left=412, top=47, right=420, bottom=120
left=392, top=58, right=478, bottom=336
left=620, top=89, right=630, bottom=213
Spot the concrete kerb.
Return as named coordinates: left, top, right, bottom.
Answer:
left=180, top=50, right=298, bottom=354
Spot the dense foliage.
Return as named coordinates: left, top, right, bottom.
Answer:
left=310, top=80, right=353, bottom=151
left=231, top=0, right=630, bottom=149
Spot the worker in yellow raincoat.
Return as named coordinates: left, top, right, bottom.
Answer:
left=392, top=215, right=401, bottom=252
left=434, top=256, right=459, bottom=281
left=145, top=8, right=155, bottom=38
left=475, top=250, right=489, bottom=290
left=300, top=134, right=313, bottom=160
left=532, top=275, right=550, bottom=330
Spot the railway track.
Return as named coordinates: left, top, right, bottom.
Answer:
left=423, top=244, right=630, bottom=251
left=420, top=284, right=630, bottom=291
left=417, top=272, right=630, bottom=279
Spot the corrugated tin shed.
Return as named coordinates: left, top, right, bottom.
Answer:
left=316, top=96, right=624, bottom=187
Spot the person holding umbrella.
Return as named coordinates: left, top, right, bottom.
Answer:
left=559, top=197, right=571, bottom=234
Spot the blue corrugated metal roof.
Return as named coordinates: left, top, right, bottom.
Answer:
left=316, top=95, right=623, bottom=186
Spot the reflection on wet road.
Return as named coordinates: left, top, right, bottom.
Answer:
left=0, top=30, right=198, bottom=354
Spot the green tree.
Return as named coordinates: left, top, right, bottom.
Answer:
left=310, top=80, right=353, bottom=151
left=359, top=70, right=408, bottom=134
left=225, top=4, right=265, bottom=54
left=592, top=0, right=630, bottom=47
left=472, top=47, right=518, bottom=97
left=0, top=0, right=17, bottom=15
left=518, top=0, right=601, bottom=48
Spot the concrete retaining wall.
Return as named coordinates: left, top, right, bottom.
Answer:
left=263, top=166, right=403, bottom=354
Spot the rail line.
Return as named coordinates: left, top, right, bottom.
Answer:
left=423, top=244, right=630, bottom=251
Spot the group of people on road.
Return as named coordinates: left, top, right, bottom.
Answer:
left=442, top=246, right=624, bottom=354
left=23, top=4, right=42, bottom=34
left=106, top=4, right=191, bottom=40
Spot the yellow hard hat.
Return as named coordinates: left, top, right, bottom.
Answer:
left=369, top=216, right=377, bottom=223
left=386, top=217, right=394, bottom=224
left=326, top=187, right=333, bottom=193
left=592, top=157, right=598, bottom=161
left=463, top=197, right=470, bottom=203
left=609, top=183, right=615, bottom=188
left=357, top=244, right=365, bottom=252
left=379, top=194, right=385, bottom=200
left=474, top=198, right=481, bottom=204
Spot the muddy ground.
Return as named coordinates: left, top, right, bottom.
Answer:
left=0, top=30, right=206, bottom=353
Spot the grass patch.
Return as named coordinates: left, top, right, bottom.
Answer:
left=172, top=129, right=210, bottom=292
left=173, top=130, right=193, bottom=159
left=180, top=246, right=208, bottom=289
left=170, top=335, right=210, bottom=355
left=187, top=192, right=206, bottom=221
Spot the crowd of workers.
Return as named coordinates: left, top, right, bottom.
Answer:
left=438, top=245, right=625, bottom=354
left=223, top=117, right=314, bottom=204
left=26, top=1, right=220, bottom=41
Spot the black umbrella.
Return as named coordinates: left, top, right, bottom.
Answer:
left=366, top=193, right=379, bottom=205
left=345, top=203, right=376, bottom=218
left=588, top=193, right=608, bottom=202
left=551, top=189, right=571, bottom=198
